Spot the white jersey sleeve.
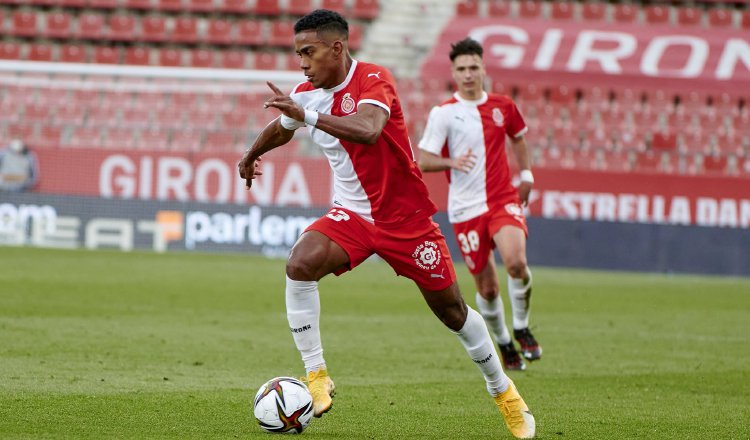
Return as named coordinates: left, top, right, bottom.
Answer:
left=418, top=105, right=448, bottom=155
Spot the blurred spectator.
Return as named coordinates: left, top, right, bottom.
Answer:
left=0, top=139, right=39, bottom=192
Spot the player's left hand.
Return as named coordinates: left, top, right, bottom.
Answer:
left=264, top=81, right=305, bottom=122
left=238, top=154, right=263, bottom=189
left=518, top=181, right=532, bottom=207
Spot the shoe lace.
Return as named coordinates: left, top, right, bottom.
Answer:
left=499, top=397, right=525, bottom=428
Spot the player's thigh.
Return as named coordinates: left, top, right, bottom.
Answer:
left=287, top=230, right=351, bottom=281
left=493, top=225, right=528, bottom=272
left=418, top=281, right=468, bottom=331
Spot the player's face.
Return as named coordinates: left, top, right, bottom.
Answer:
left=294, top=30, right=342, bottom=89
left=451, top=54, right=486, bottom=99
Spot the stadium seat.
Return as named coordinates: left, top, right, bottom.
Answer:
left=77, top=13, right=105, bottom=39
left=487, top=0, right=510, bottom=17
left=221, top=0, right=251, bottom=13
left=190, top=49, right=214, bottom=68
left=87, top=106, right=120, bottom=126
left=101, top=128, right=137, bottom=149
left=66, top=127, right=102, bottom=148
left=288, top=0, right=312, bottom=16
left=742, top=11, right=750, bottom=30
left=28, top=44, right=54, bottom=61
left=284, top=52, right=300, bottom=71
left=255, top=0, right=281, bottom=15
left=581, top=2, right=605, bottom=21
left=45, top=12, right=73, bottom=39
left=601, top=150, right=632, bottom=173
left=7, top=123, right=35, bottom=141
left=613, top=4, right=638, bottom=23
left=187, top=0, right=214, bottom=12
left=172, top=17, right=199, bottom=43
left=254, top=52, right=279, bottom=70
left=141, top=15, right=168, bottom=42
left=121, top=107, right=152, bottom=128
left=89, top=0, right=118, bottom=8
left=0, top=42, right=22, bottom=60
left=550, top=2, right=574, bottom=20
left=645, top=5, right=670, bottom=25
left=352, top=0, right=379, bottom=20
left=236, top=20, right=265, bottom=45
left=93, top=46, right=121, bottom=64
left=158, top=48, right=182, bottom=67
left=702, top=154, right=728, bottom=174
left=677, top=7, right=702, bottom=26
left=24, top=104, right=51, bottom=123
left=634, top=151, right=661, bottom=172
left=519, top=0, right=541, bottom=19
left=221, top=112, right=250, bottom=130
left=153, top=108, right=183, bottom=128
left=321, top=0, right=346, bottom=14
left=125, top=0, right=154, bottom=9
left=206, top=19, right=233, bottom=44
left=548, top=85, right=575, bottom=107
left=651, top=130, right=677, bottom=151
left=349, top=24, right=363, bottom=51
left=12, top=11, right=38, bottom=37
left=219, top=50, right=246, bottom=68
left=136, top=129, right=170, bottom=150
left=708, top=9, right=733, bottom=28
left=169, top=130, right=202, bottom=151
left=157, top=0, right=183, bottom=11
left=59, top=0, right=87, bottom=7
left=269, top=21, right=295, bottom=47
left=125, top=47, right=151, bottom=65
left=456, top=0, right=479, bottom=17
left=60, top=44, right=87, bottom=62
left=33, top=125, right=63, bottom=149
left=203, top=130, right=238, bottom=151
left=108, top=15, right=137, bottom=41
left=172, top=93, right=199, bottom=109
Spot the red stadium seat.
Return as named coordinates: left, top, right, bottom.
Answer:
left=206, top=19, right=233, bottom=44
left=60, top=44, right=87, bottom=62
left=352, top=0, right=379, bottom=20
left=220, top=50, right=246, bottom=69
left=45, top=12, right=73, bottom=39
left=202, top=92, right=231, bottom=112
left=221, top=112, right=250, bottom=130
left=7, top=124, right=35, bottom=141
left=153, top=108, right=183, bottom=128
left=677, top=7, right=702, bottom=26
left=221, top=0, right=250, bottom=13
left=581, top=2, right=605, bottom=21
left=77, top=13, right=105, bottom=39
left=141, top=15, right=167, bottom=42
left=645, top=5, right=670, bottom=25
left=548, top=85, right=575, bottom=107
left=101, top=128, right=137, bottom=149
left=121, top=107, right=152, bottom=128
left=24, top=104, right=51, bottom=123
left=33, top=125, right=63, bottom=149
left=190, top=49, right=214, bottom=68
left=158, top=48, right=182, bottom=67
left=93, top=46, right=121, bottom=64
left=157, top=0, right=183, bottom=11
left=88, top=0, right=118, bottom=8
left=28, top=44, right=54, bottom=61
left=456, top=0, right=478, bottom=17
left=108, top=15, right=137, bottom=41
left=12, top=11, right=38, bottom=37
left=255, top=0, right=281, bottom=15
left=58, top=0, right=88, bottom=7
left=613, top=4, right=638, bottom=23
left=742, top=11, right=750, bottom=30
left=0, top=42, right=22, bottom=60
left=236, top=20, right=265, bottom=45
left=125, top=47, right=151, bottom=65
left=72, top=89, right=100, bottom=106
left=66, top=127, right=102, bottom=148
left=172, top=17, right=199, bottom=43
left=87, top=106, right=120, bottom=126
left=283, top=52, right=300, bottom=71
left=172, top=93, right=199, bottom=109
left=187, top=0, right=213, bottom=12
left=349, top=24, right=362, bottom=51
left=651, top=130, right=677, bottom=151
left=169, top=130, right=202, bottom=151
left=321, top=0, right=346, bottom=14
left=124, top=0, right=153, bottom=9
left=487, top=0, right=510, bottom=17
left=269, top=21, right=295, bottom=47
left=254, top=52, right=278, bottom=70
left=702, top=154, right=728, bottom=174
left=288, top=0, right=312, bottom=16
left=708, top=9, right=733, bottom=28
left=550, top=2, right=574, bottom=20
left=519, top=0, right=541, bottom=19
left=136, top=129, right=170, bottom=150
left=203, top=130, right=238, bottom=151
left=37, top=88, right=69, bottom=107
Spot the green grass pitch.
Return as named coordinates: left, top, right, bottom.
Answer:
left=1, top=247, right=748, bottom=439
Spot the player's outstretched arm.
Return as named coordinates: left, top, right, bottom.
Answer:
left=509, top=135, right=533, bottom=205
left=238, top=117, right=295, bottom=188
left=418, top=149, right=476, bottom=173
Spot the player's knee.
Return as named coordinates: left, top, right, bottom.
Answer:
left=286, top=255, right=321, bottom=281
left=439, top=301, right=468, bottom=331
left=478, top=285, right=499, bottom=301
left=506, top=260, right=528, bottom=279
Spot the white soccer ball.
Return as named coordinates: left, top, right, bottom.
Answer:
left=253, top=377, right=314, bottom=434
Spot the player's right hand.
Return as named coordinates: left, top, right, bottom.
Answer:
left=238, top=154, right=263, bottom=189
left=452, top=148, right=477, bottom=173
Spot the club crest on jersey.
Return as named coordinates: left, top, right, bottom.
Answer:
left=492, top=108, right=504, bottom=127
left=412, top=240, right=442, bottom=270
left=340, top=93, right=355, bottom=114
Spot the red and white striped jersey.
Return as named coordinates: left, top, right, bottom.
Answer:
left=289, top=60, right=436, bottom=228
left=418, top=92, right=527, bottom=223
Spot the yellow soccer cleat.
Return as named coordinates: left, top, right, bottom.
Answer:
left=305, top=368, right=335, bottom=417
left=494, top=380, right=535, bottom=439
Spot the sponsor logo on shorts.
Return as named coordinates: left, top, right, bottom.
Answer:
left=412, top=240, right=442, bottom=271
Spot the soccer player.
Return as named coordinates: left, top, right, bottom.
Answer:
left=418, top=38, right=542, bottom=371
left=238, top=10, right=535, bottom=439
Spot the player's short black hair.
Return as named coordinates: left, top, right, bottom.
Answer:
left=449, top=37, right=484, bottom=61
left=294, top=9, right=349, bottom=39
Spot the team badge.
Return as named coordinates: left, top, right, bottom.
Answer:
left=340, top=93, right=355, bottom=114
left=412, top=240, right=442, bottom=270
left=492, top=108, right=504, bottom=127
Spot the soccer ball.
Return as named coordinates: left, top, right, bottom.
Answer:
left=253, top=377, right=314, bottom=434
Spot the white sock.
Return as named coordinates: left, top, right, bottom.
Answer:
left=508, top=267, right=532, bottom=330
left=285, top=275, right=326, bottom=374
left=452, top=307, right=509, bottom=396
left=475, top=292, right=512, bottom=345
